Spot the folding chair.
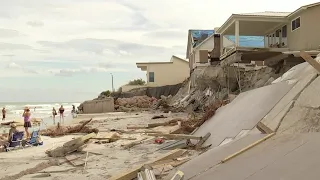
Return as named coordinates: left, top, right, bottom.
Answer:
left=5, top=131, right=24, bottom=152
left=26, top=130, right=43, bottom=146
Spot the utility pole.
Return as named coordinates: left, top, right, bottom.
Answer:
left=110, top=73, right=114, bottom=92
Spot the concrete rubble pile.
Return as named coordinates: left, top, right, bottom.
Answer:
left=165, top=64, right=289, bottom=117
left=115, top=95, right=156, bottom=111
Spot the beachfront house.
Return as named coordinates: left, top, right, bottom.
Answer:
left=186, top=30, right=215, bottom=70
left=216, top=2, right=320, bottom=67
left=186, top=29, right=265, bottom=70
left=136, top=56, right=189, bottom=87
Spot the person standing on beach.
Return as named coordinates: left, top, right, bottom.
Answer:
left=59, top=105, right=65, bottom=124
left=22, top=108, right=31, bottom=138
left=2, top=107, right=6, bottom=121
left=52, top=107, right=57, bottom=124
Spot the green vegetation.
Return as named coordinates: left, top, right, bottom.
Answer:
left=128, top=78, right=146, bottom=85
left=101, top=90, right=111, bottom=97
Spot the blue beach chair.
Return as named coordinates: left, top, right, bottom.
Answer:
left=26, top=130, right=43, bottom=146
left=5, top=131, right=24, bottom=151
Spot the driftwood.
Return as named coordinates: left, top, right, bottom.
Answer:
left=46, top=132, right=97, bottom=157
left=40, top=119, right=98, bottom=137
left=121, top=137, right=148, bottom=150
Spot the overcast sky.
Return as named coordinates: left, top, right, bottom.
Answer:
left=0, top=0, right=317, bottom=102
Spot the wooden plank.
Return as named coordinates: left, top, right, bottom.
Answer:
left=195, top=132, right=211, bottom=150
left=121, top=137, right=148, bottom=150
left=221, top=133, right=275, bottom=163
left=127, top=125, right=148, bottom=130
left=300, top=51, right=320, bottom=73
left=147, top=133, right=202, bottom=140
left=47, top=133, right=96, bottom=157
left=109, top=149, right=186, bottom=180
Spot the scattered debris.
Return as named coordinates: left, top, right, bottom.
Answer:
left=40, top=119, right=98, bottom=137
left=147, top=133, right=202, bottom=140
left=46, top=132, right=97, bottom=157
left=154, top=138, right=164, bottom=144
left=151, top=115, right=167, bottom=119
left=121, top=137, right=149, bottom=150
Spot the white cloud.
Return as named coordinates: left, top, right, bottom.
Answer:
left=0, top=0, right=317, bottom=101
left=26, top=20, right=44, bottom=27
left=49, top=67, right=127, bottom=77
left=7, top=62, right=21, bottom=68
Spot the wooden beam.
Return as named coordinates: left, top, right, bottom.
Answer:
left=221, top=133, right=275, bottom=163
left=195, top=132, right=211, bottom=150
left=109, top=149, right=186, bottom=180
left=300, top=51, right=320, bottom=73
left=147, top=133, right=202, bottom=140
left=46, top=132, right=96, bottom=157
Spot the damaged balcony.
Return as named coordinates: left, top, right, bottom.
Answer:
left=216, top=12, right=292, bottom=66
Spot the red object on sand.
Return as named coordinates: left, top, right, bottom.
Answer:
left=155, top=138, right=164, bottom=144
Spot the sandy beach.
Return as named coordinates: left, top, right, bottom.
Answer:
left=0, top=110, right=191, bottom=180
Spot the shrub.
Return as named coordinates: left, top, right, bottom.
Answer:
left=101, top=90, right=111, bottom=97
left=128, top=78, right=146, bottom=85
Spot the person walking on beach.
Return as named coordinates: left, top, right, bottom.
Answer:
left=2, top=107, right=6, bottom=121
left=52, top=107, right=57, bottom=124
left=59, top=105, right=65, bottom=124
left=22, top=107, right=31, bottom=138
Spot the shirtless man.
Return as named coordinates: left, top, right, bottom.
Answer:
left=2, top=107, right=6, bottom=121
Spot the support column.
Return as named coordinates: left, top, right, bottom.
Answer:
left=235, top=20, right=239, bottom=47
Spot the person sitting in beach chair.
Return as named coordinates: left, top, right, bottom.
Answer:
left=26, top=130, right=43, bottom=146
left=7, top=123, right=18, bottom=143
left=5, top=124, right=24, bottom=151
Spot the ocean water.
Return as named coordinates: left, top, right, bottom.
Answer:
left=0, top=102, right=80, bottom=121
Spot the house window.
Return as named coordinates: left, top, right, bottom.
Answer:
left=149, top=72, right=154, bottom=82
left=291, top=17, right=301, bottom=31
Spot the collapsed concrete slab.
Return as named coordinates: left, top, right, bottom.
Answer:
left=167, top=134, right=266, bottom=180
left=190, top=133, right=320, bottom=180
left=191, top=81, right=293, bottom=147
left=261, top=63, right=317, bottom=131
left=278, top=75, right=320, bottom=134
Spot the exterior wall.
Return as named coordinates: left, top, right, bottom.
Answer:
left=145, top=58, right=189, bottom=87
left=194, top=37, right=214, bottom=63
left=296, top=5, right=320, bottom=50
left=121, top=85, right=146, bottom=92
left=82, top=98, right=114, bottom=114
left=287, top=11, right=305, bottom=51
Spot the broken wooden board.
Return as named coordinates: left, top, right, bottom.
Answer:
left=147, top=133, right=202, bottom=140
left=300, top=51, right=320, bottom=73
left=65, top=154, right=85, bottom=166
left=127, top=125, right=148, bottom=130
left=152, top=158, right=190, bottom=169
left=195, top=132, right=211, bottom=150
left=170, top=170, right=184, bottom=180
left=46, top=132, right=96, bottom=157
left=110, top=149, right=187, bottom=180
left=121, top=137, right=149, bottom=150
